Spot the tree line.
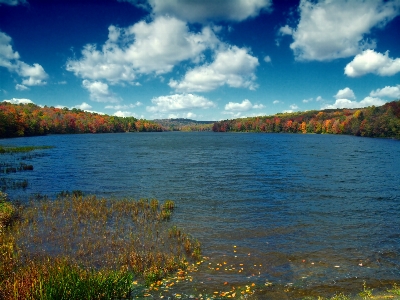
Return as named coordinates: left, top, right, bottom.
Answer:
left=212, top=100, right=400, bottom=139
left=0, top=102, right=163, bottom=138
left=153, top=118, right=214, bottom=131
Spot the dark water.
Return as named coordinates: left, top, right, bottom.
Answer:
left=2, top=132, right=400, bottom=296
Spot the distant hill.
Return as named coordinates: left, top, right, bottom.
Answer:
left=212, top=100, right=400, bottom=139
left=153, top=118, right=215, bottom=131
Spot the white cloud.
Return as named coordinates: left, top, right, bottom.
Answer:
left=2, top=98, right=33, bottom=104
left=302, top=97, right=313, bottom=103
left=316, top=96, right=324, bottom=102
left=370, top=85, right=400, bottom=98
left=67, top=17, right=220, bottom=83
left=0, top=31, right=48, bottom=86
left=146, top=93, right=215, bottom=113
left=73, top=102, right=92, bottom=110
left=344, top=49, right=400, bottom=77
left=169, top=46, right=259, bottom=92
left=335, top=87, right=355, bottom=100
left=121, top=0, right=272, bottom=23
left=18, top=62, right=48, bottom=86
left=273, top=100, right=281, bottom=104
left=287, top=0, right=400, bottom=61
left=15, top=84, right=28, bottom=91
left=289, top=104, right=299, bottom=110
left=279, top=25, right=293, bottom=36
left=82, top=80, right=120, bottom=103
left=224, top=99, right=264, bottom=112
left=322, top=97, right=386, bottom=109
left=225, top=99, right=252, bottom=112
left=105, top=103, right=141, bottom=110
left=167, top=112, right=197, bottom=119
left=264, top=55, right=271, bottom=63
left=114, top=111, right=137, bottom=117
left=253, top=103, right=265, bottom=109
left=0, top=0, right=27, bottom=5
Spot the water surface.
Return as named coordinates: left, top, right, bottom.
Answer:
left=2, top=132, right=400, bottom=296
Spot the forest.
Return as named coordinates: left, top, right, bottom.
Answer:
left=212, top=100, right=400, bottom=139
left=0, top=102, right=163, bottom=138
left=153, top=118, right=214, bottom=131
left=2, top=100, right=400, bottom=139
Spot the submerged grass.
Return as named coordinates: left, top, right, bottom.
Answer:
left=0, top=145, right=53, bottom=154
left=0, top=193, right=201, bottom=299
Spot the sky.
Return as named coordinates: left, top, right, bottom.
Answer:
left=1, top=0, right=400, bottom=121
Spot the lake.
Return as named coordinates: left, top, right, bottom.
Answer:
left=2, top=132, right=400, bottom=297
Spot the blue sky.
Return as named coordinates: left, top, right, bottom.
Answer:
left=1, top=0, right=400, bottom=121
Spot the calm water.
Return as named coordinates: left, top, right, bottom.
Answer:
left=2, top=132, right=400, bottom=296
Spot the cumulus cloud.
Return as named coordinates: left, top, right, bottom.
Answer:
left=2, top=98, right=33, bottom=104
left=279, top=25, right=293, bottom=36
left=322, top=97, right=386, bottom=109
left=120, top=0, right=272, bottom=23
left=169, top=46, right=259, bottom=92
left=18, top=62, right=48, bottom=86
left=224, top=99, right=264, bottom=112
left=67, top=17, right=219, bottom=83
left=166, top=112, right=198, bottom=119
left=344, top=49, right=400, bottom=77
left=146, top=93, right=215, bottom=113
left=273, top=100, right=281, bottom=104
left=264, top=55, right=271, bottom=63
left=114, top=111, right=138, bottom=117
left=73, top=102, right=92, bottom=110
left=82, top=80, right=120, bottom=103
left=286, top=0, right=400, bottom=61
left=15, top=84, right=28, bottom=91
left=370, top=85, right=400, bottom=98
left=335, top=87, right=356, bottom=100
left=0, top=31, right=48, bottom=86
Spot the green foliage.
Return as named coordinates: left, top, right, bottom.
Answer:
left=387, top=283, right=400, bottom=295
left=32, top=260, right=142, bottom=300
left=358, top=281, right=373, bottom=299
left=212, top=100, right=400, bottom=139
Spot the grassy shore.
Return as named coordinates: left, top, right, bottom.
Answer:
left=0, top=191, right=201, bottom=299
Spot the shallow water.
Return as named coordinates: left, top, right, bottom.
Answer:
left=2, top=132, right=400, bottom=297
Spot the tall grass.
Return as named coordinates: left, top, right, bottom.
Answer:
left=0, top=194, right=201, bottom=299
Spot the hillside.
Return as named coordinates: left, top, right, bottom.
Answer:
left=212, top=100, right=400, bottom=139
left=0, top=102, right=163, bottom=138
left=153, top=118, right=215, bottom=131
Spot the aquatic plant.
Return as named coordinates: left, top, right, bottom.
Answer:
left=0, top=192, right=17, bottom=230
left=358, top=281, right=373, bottom=299
left=0, top=194, right=201, bottom=299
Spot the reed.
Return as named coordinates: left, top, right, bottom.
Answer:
left=0, top=194, right=201, bottom=299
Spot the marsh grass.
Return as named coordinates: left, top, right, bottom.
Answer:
left=0, top=145, right=53, bottom=154
left=0, top=192, right=17, bottom=230
left=0, top=194, right=201, bottom=299
left=0, top=145, right=53, bottom=192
